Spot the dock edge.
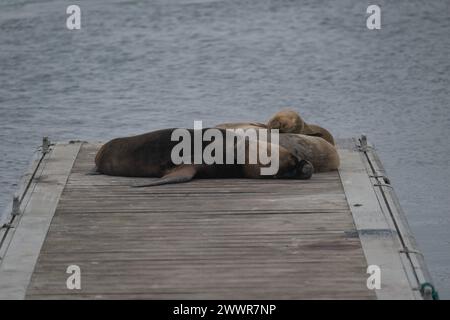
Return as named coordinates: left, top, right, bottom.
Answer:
left=338, top=136, right=437, bottom=300
left=0, top=139, right=82, bottom=299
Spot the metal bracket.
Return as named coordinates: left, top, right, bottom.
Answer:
left=399, top=248, right=423, bottom=256
left=373, top=183, right=393, bottom=189
left=370, top=175, right=391, bottom=185
left=1, top=223, right=13, bottom=229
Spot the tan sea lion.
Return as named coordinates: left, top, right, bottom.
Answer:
left=94, top=128, right=314, bottom=186
left=278, top=134, right=339, bottom=172
left=267, top=109, right=335, bottom=145
left=215, top=122, right=267, bottom=130
left=214, top=123, right=339, bottom=172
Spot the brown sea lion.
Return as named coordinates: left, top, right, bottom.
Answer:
left=94, top=128, right=313, bottom=187
left=214, top=123, right=339, bottom=172
left=267, top=109, right=335, bottom=145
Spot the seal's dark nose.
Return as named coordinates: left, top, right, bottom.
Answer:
left=297, top=159, right=313, bottom=179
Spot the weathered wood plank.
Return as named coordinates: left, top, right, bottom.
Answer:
left=1, top=139, right=431, bottom=299
left=25, top=143, right=375, bottom=299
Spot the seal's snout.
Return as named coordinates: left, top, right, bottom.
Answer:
left=297, top=159, right=313, bottom=180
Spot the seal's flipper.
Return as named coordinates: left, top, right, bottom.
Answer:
left=132, top=165, right=196, bottom=187
left=86, top=167, right=102, bottom=175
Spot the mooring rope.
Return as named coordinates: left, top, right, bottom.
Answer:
left=420, top=282, right=440, bottom=300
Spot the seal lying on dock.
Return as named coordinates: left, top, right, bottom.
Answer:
left=267, top=109, right=335, bottom=145
left=215, top=122, right=268, bottom=130
left=215, top=123, right=339, bottom=172
left=94, top=128, right=313, bottom=187
left=277, top=134, right=339, bottom=172
left=216, top=109, right=335, bottom=145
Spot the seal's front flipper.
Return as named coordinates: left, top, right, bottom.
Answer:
left=86, top=167, right=102, bottom=175
left=132, top=165, right=196, bottom=187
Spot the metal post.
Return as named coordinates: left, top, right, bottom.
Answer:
left=12, top=195, right=20, bottom=216
left=360, top=134, right=368, bottom=152
left=42, top=137, right=50, bottom=154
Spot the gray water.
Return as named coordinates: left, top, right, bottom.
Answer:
left=1, top=0, right=449, bottom=298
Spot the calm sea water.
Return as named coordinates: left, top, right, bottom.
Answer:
left=1, top=0, right=449, bottom=298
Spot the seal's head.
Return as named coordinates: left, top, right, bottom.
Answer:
left=276, top=150, right=313, bottom=180
left=267, top=109, right=324, bottom=138
left=267, top=109, right=305, bottom=133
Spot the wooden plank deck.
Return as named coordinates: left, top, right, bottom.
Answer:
left=0, top=138, right=435, bottom=299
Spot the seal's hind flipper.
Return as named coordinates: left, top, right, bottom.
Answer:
left=132, top=165, right=196, bottom=187
left=132, top=175, right=192, bottom=187
left=86, top=167, right=102, bottom=175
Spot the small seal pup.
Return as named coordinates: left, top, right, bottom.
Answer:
left=267, top=109, right=335, bottom=145
left=94, top=128, right=313, bottom=186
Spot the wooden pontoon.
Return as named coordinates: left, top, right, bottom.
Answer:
left=0, top=137, right=436, bottom=299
